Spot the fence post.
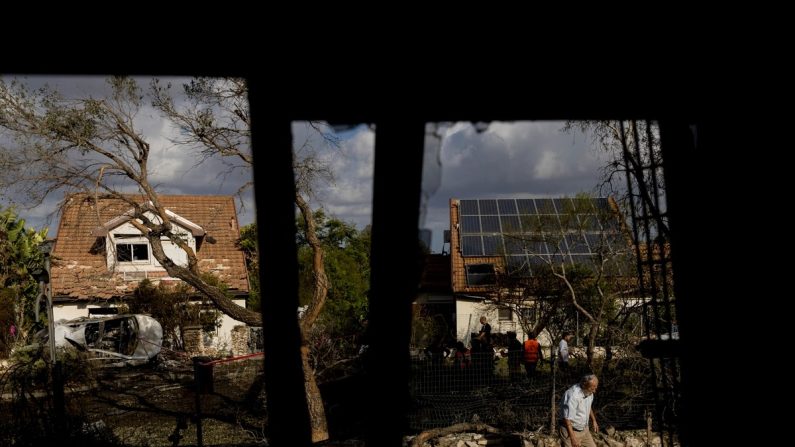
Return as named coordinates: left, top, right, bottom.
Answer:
left=550, top=352, right=556, bottom=434
left=53, top=360, right=65, bottom=433
left=193, top=356, right=214, bottom=447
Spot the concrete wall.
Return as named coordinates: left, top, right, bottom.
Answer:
left=205, top=298, right=247, bottom=352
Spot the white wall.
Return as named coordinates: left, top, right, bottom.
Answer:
left=454, top=299, right=557, bottom=349
left=207, top=298, right=247, bottom=351
left=53, top=303, right=111, bottom=322
left=454, top=300, right=529, bottom=345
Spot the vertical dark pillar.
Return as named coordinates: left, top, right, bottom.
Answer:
left=366, top=119, right=426, bottom=446
left=658, top=120, right=701, bottom=447
left=249, top=77, right=312, bottom=447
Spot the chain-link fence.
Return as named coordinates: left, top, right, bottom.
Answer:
left=2, top=342, right=656, bottom=444
left=408, top=347, right=655, bottom=433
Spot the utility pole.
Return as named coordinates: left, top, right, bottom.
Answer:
left=38, top=240, right=64, bottom=430
left=41, top=244, right=57, bottom=367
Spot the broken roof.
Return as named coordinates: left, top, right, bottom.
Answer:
left=51, top=194, right=249, bottom=300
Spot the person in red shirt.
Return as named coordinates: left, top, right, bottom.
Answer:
left=523, top=331, right=543, bottom=378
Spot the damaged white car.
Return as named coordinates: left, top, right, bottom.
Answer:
left=47, top=314, right=163, bottom=364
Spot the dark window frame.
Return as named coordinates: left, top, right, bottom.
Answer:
left=465, top=263, right=497, bottom=286
left=115, top=243, right=150, bottom=263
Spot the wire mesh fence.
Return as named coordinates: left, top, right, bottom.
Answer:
left=192, top=353, right=267, bottom=443
left=407, top=348, right=656, bottom=433
left=2, top=342, right=657, bottom=444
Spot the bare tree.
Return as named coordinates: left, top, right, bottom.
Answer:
left=486, top=195, right=642, bottom=366
left=0, top=77, right=259, bottom=324
left=1, top=76, right=339, bottom=441
left=563, top=120, right=667, bottom=240
left=151, top=78, right=339, bottom=442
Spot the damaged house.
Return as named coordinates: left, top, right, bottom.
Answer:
left=49, top=194, right=250, bottom=352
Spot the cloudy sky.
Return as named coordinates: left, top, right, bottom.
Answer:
left=299, top=121, right=612, bottom=253
left=2, top=77, right=612, bottom=250
left=0, top=76, right=255, bottom=235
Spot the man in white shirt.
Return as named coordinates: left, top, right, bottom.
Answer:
left=559, top=374, right=599, bottom=447
left=558, top=331, right=574, bottom=371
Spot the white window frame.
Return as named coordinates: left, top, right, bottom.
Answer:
left=105, top=213, right=196, bottom=272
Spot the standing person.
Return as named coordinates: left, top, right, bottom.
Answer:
left=475, top=317, right=493, bottom=379
left=506, top=331, right=523, bottom=381
left=424, top=336, right=450, bottom=367
left=477, top=316, right=492, bottom=348
left=9, top=322, right=16, bottom=339
left=558, top=331, right=574, bottom=372
left=559, top=374, right=599, bottom=447
left=523, top=331, right=543, bottom=378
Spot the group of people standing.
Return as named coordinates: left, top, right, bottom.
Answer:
left=432, top=317, right=599, bottom=446
left=480, top=317, right=599, bottom=447
left=480, top=316, right=575, bottom=381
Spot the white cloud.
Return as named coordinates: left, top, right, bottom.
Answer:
left=308, top=124, right=375, bottom=229
left=534, top=150, right=568, bottom=179
left=421, top=121, right=612, bottom=251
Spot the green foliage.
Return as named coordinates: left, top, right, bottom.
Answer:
left=238, top=223, right=260, bottom=312
left=125, top=279, right=183, bottom=344
left=296, top=213, right=371, bottom=335
left=0, top=205, right=47, bottom=289
left=0, top=205, right=47, bottom=356
left=245, top=212, right=371, bottom=333
left=125, top=277, right=222, bottom=349
left=6, top=342, right=96, bottom=393
left=410, top=305, right=451, bottom=348
left=243, top=213, right=371, bottom=377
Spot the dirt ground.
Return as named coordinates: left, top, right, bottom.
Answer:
left=73, top=364, right=268, bottom=446
left=1, top=354, right=369, bottom=446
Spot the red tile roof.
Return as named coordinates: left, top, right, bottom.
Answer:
left=51, top=194, right=249, bottom=300
left=450, top=199, right=499, bottom=295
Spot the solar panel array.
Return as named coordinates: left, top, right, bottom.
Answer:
left=458, top=197, right=630, bottom=276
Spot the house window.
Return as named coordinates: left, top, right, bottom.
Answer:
left=116, top=243, right=149, bottom=262
left=498, top=308, right=512, bottom=321
left=520, top=307, right=535, bottom=323
left=465, top=263, right=496, bottom=286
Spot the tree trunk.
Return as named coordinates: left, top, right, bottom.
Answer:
left=302, top=344, right=328, bottom=442
left=295, top=195, right=328, bottom=334
left=295, top=194, right=330, bottom=442
left=147, top=235, right=262, bottom=326
left=586, top=323, right=599, bottom=366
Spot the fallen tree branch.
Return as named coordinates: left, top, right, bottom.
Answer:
left=410, top=422, right=501, bottom=447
